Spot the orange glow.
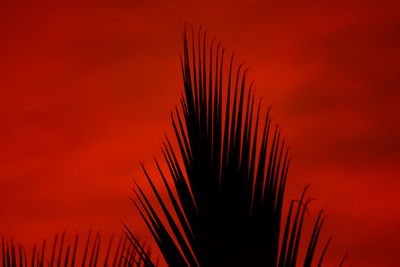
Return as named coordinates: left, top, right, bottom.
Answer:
left=1, top=1, right=399, bottom=266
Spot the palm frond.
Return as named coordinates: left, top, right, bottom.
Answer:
left=1, top=232, right=153, bottom=267
left=130, top=26, right=331, bottom=266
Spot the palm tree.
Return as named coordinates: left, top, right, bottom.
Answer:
left=1, top=26, right=333, bottom=267
left=127, top=26, right=331, bottom=266
left=1, top=232, right=153, bottom=267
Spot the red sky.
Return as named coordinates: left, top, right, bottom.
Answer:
left=1, top=1, right=400, bottom=266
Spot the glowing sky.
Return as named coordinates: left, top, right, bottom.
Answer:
left=1, top=1, right=400, bottom=266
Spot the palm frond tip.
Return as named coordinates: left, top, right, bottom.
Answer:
left=131, top=26, right=331, bottom=267
left=1, top=232, right=153, bottom=267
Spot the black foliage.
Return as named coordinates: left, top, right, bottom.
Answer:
left=0, top=26, right=336, bottom=267
left=1, top=232, right=153, bottom=267
left=130, top=26, right=331, bottom=266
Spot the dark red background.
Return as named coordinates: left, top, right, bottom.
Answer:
left=1, top=1, right=399, bottom=266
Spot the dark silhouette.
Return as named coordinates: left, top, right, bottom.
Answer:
left=1, top=232, right=152, bottom=267
left=127, top=26, right=331, bottom=266
left=1, top=26, right=333, bottom=267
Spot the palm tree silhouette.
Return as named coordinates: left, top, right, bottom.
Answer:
left=126, top=26, right=331, bottom=267
left=1, top=26, right=333, bottom=267
left=1, top=232, right=153, bottom=267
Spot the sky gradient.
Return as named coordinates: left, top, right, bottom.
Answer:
left=1, top=1, right=400, bottom=266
